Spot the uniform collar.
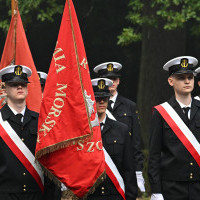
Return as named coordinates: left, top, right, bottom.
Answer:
left=8, top=104, right=26, bottom=116
left=110, top=92, right=118, bottom=104
left=176, top=98, right=192, bottom=108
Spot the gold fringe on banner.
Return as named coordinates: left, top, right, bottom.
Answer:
left=36, top=133, right=93, bottom=159
left=61, top=171, right=106, bottom=200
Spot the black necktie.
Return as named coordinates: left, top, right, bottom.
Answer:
left=107, top=100, right=113, bottom=112
left=183, top=107, right=190, bottom=121
left=16, top=113, right=23, bottom=124
left=100, top=122, right=104, bottom=131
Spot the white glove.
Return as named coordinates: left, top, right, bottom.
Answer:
left=151, top=193, right=164, bottom=200
left=136, top=171, right=145, bottom=192
left=61, top=183, right=68, bottom=191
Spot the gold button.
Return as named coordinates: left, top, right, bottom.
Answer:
left=114, top=140, right=117, bottom=143
left=190, top=173, right=193, bottom=176
left=102, top=187, right=104, bottom=190
left=23, top=173, right=26, bottom=176
left=124, top=113, right=127, bottom=116
left=190, top=176, right=193, bottom=179
left=102, top=191, right=104, bottom=194
left=101, top=177, right=104, bottom=180
left=190, top=162, right=193, bottom=166
left=23, top=185, right=26, bottom=188
left=23, top=189, right=26, bottom=192
left=22, top=138, right=24, bottom=141
left=129, top=132, right=131, bottom=136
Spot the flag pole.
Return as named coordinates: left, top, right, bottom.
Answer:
left=11, top=0, right=18, bottom=64
left=67, top=0, right=93, bottom=135
left=11, top=0, right=18, bottom=17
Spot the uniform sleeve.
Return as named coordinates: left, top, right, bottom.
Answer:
left=131, top=104, right=144, bottom=171
left=148, top=109, right=163, bottom=193
left=123, top=125, right=138, bottom=200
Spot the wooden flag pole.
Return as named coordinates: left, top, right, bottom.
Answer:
left=11, top=0, right=18, bottom=17
left=11, top=0, right=18, bottom=64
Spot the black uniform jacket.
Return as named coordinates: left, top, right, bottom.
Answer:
left=0, top=104, right=60, bottom=200
left=88, top=117, right=138, bottom=200
left=109, top=94, right=144, bottom=171
left=148, top=96, right=200, bottom=193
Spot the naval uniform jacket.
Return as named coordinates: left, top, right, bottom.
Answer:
left=108, top=94, right=144, bottom=171
left=148, top=96, right=200, bottom=193
left=0, top=104, right=60, bottom=200
left=88, top=117, right=138, bottom=200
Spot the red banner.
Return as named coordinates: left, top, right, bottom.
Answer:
left=0, top=9, right=42, bottom=112
left=35, top=0, right=105, bottom=198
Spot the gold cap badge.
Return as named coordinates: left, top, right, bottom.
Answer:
left=15, top=66, right=23, bottom=76
left=107, top=63, right=113, bottom=72
left=181, top=58, right=188, bottom=68
left=98, top=79, right=105, bottom=90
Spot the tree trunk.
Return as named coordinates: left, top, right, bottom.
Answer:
left=138, top=25, right=186, bottom=148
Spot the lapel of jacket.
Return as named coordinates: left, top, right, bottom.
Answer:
left=1, top=104, right=22, bottom=125
left=101, top=117, right=112, bottom=136
left=190, top=98, right=200, bottom=122
left=23, top=108, right=32, bottom=126
left=1, top=104, right=14, bottom=121
left=112, top=94, right=123, bottom=112
left=168, top=96, right=189, bottom=125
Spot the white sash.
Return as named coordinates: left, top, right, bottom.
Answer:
left=105, top=109, right=125, bottom=199
left=0, top=113, right=44, bottom=190
left=155, top=102, right=200, bottom=166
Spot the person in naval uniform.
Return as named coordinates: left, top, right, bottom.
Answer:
left=87, top=77, right=137, bottom=200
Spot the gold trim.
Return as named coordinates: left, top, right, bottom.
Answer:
left=36, top=133, right=92, bottom=159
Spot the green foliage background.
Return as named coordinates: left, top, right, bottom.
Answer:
left=0, top=0, right=64, bottom=33
left=118, top=0, right=200, bottom=45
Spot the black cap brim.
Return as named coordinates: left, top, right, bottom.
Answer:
left=94, top=92, right=112, bottom=98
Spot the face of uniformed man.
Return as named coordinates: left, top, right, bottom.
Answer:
left=95, top=97, right=109, bottom=115
left=108, top=77, right=120, bottom=95
left=5, top=82, right=28, bottom=103
left=168, top=73, right=194, bottom=96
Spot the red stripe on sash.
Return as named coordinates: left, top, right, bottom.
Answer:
left=155, top=104, right=200, bottom=167
left=0, top=124, right=44, bottom=192
left=106, top=163, right=126, bottom=200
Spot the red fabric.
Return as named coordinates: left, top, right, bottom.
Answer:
left=36, top=0, right=105, bottom=198
left=0, top=9, right=42, bottom=112
left=155, top=104, right=200, bottom=167
left=0, top=124, right=44, bottom=192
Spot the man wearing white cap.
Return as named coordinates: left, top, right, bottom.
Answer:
left=148, top=56, right=200, bottom=200
left=194, top=67, right=200, bottom=101
left=37, top=71, right=47, bottom=93
left=0, top=65, right=59, bottom=200
left=93, top=62, right=145, bottom=193
left=87, top=78, right=138, bottom=200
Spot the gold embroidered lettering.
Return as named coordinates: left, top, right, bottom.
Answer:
left=77, top=140, right=84, bottom=151
left=55, top=84, right=67, bottom=97
left=96, top=141, right=103, bottom=150
left=87, top=142, right=95, bottom=152
left=80, top=58, right=88, bottom=69
left=53, top=98, right=64, bottom=109
left=49, top=106, right=62, bottom=117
